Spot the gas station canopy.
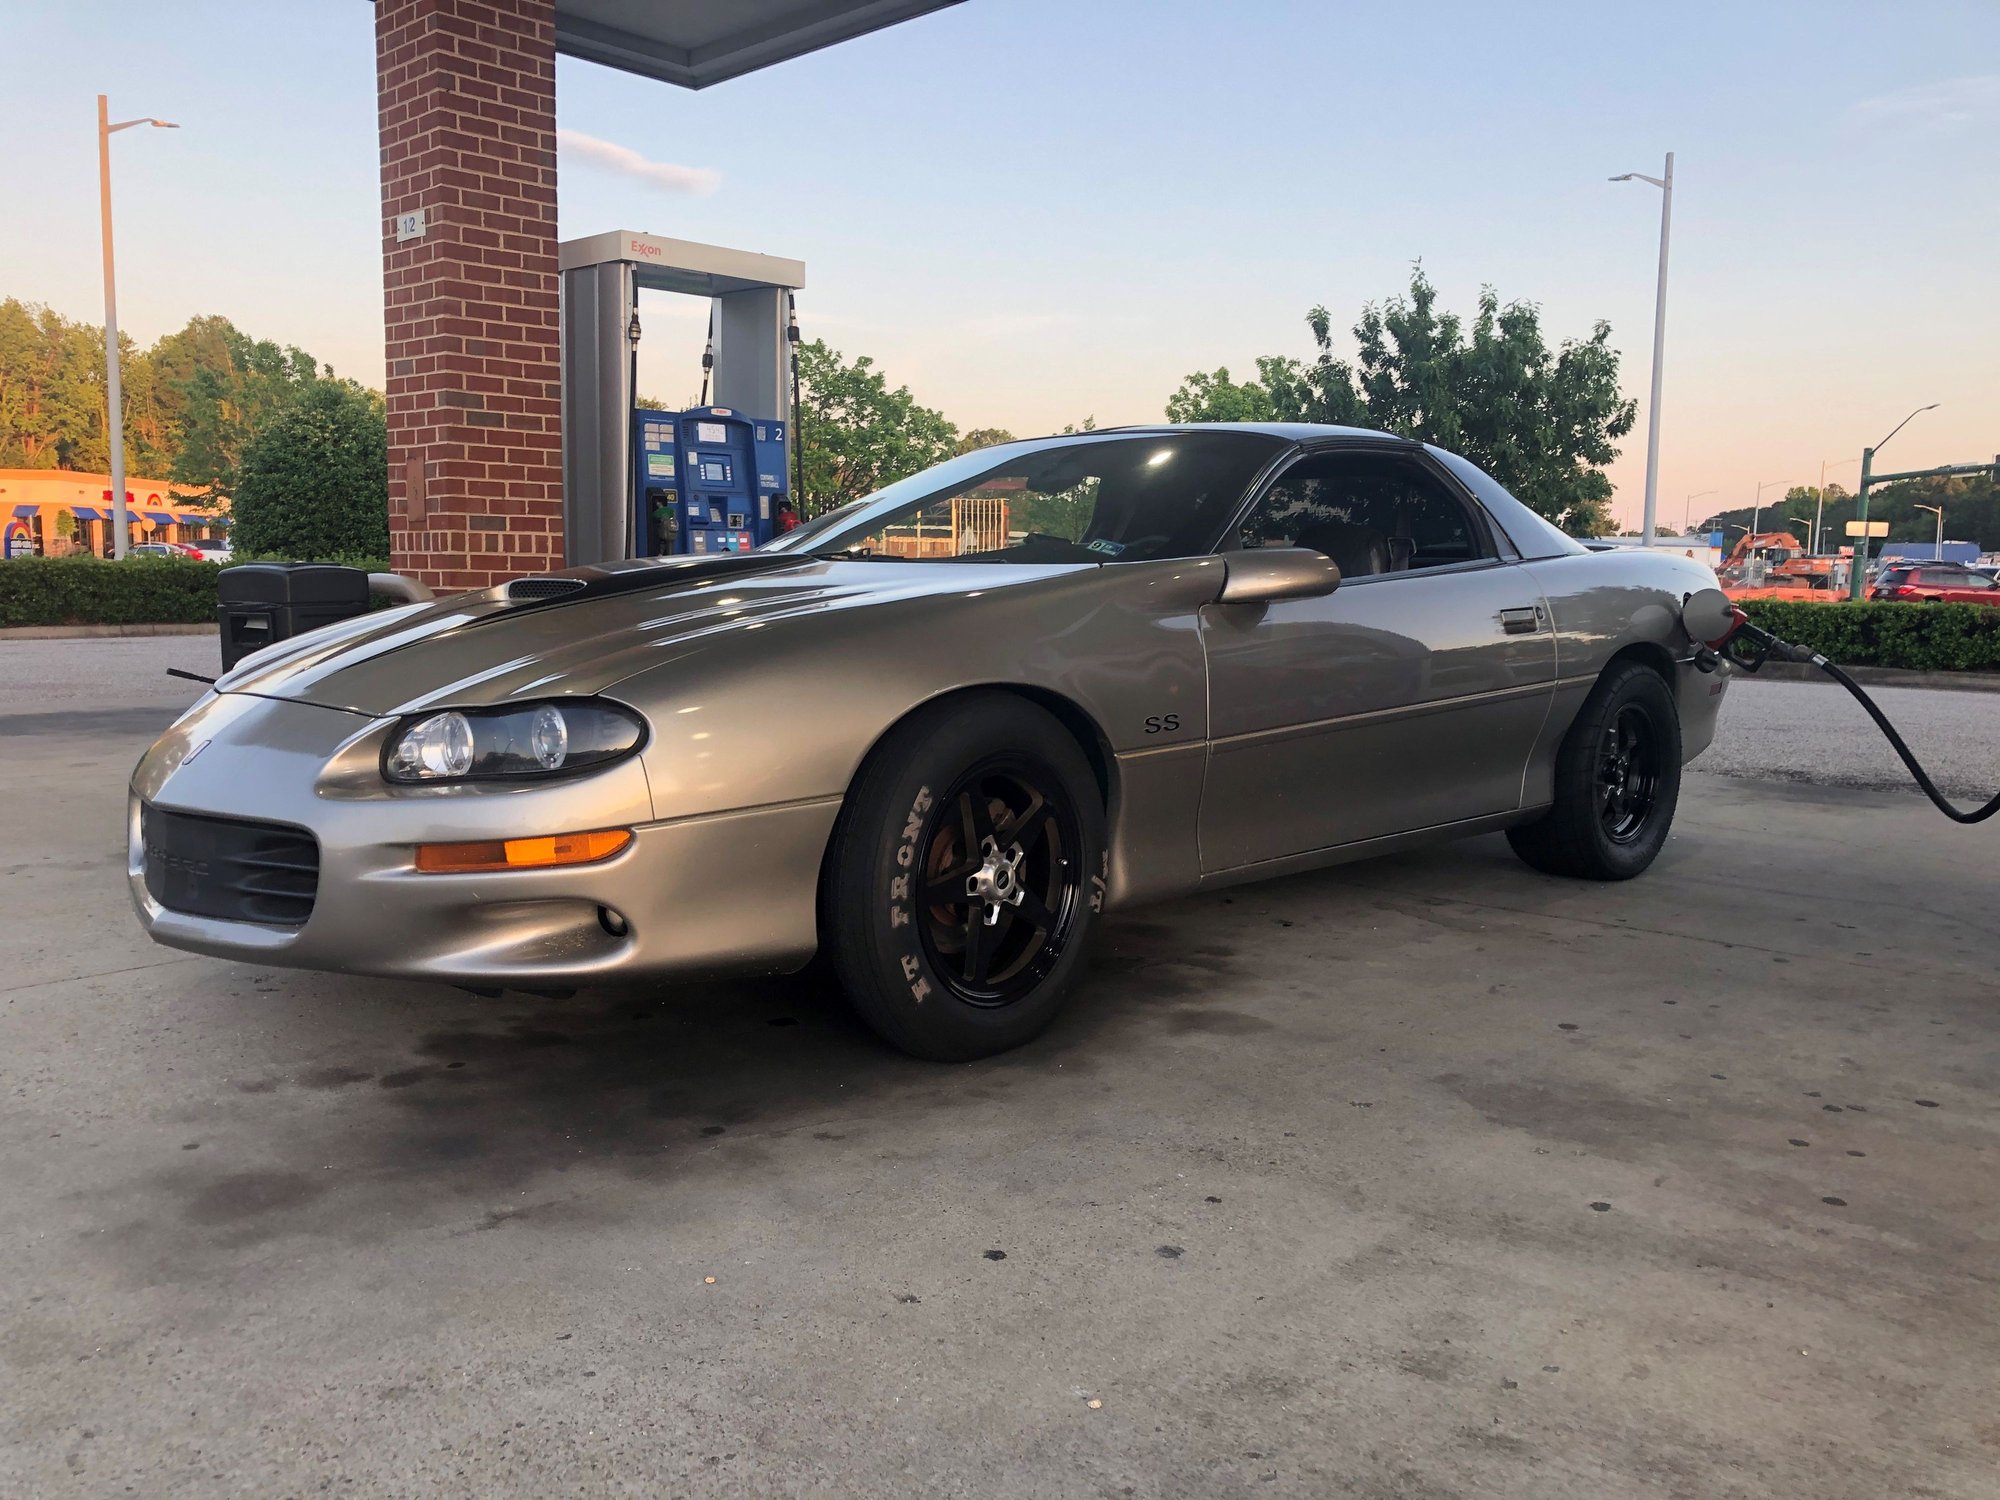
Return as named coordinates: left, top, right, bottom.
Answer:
left=554, top=0, right=964, bottom=89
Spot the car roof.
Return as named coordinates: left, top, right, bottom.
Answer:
left=1072, top=421, right=1403, bottom=444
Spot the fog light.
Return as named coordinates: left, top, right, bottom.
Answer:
left=415, top=828, right=632, bottom=873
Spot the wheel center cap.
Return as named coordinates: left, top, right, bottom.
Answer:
left=966, top=837, right=1027, bottom=925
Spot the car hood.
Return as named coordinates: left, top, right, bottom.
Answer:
left=214, top=553, right=1092, bottom=718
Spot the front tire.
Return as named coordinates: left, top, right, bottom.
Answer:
left=1508, top=661, right=1681, bottom=881
left=824, top=693, right=1105, bottom=1061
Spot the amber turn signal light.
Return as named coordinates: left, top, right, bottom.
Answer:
left=414, top=828, right=633, bottom=873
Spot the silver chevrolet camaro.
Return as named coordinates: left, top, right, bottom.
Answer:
left=132, top=425, right=1727, bottom=1060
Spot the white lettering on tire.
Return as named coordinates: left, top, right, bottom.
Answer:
left=891, top=786, right=935, bottom=1002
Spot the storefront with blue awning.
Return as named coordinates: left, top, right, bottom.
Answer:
left=0, top=470, right=230, bottom=558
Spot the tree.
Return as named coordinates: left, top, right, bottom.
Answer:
left=955, top=427, right=1016, bottom=455
left=154, top=316, right=327, bottom=507
left=229, top=380, right=390, bottom=560
left=0, top=300, right=107, bottom=470
left=1165, top=368, right=1275, bottom=424
left=1165, top=266, right=1637, bottom=534
left=794, top=339, right=958, bottom=515
left=0, top=302, right=332, bottom=502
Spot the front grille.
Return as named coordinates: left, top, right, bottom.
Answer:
left=142, top=805, right=320, bottom=927
left=507, top=576, right=588, bottom=601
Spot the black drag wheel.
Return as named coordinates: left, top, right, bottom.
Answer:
left=1507, top=661, right=1682, bottom=881
left=824, top=692, right=1105, bottom=1061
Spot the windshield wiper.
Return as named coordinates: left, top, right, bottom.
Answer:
left=809, top=547, right=880, bottom=560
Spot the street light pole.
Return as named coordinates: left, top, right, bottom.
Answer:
left=97, top=95, right=177, bottom=560
left=1849, top=404, right=1939, bottom=601
left=1915, top=503, right=1943, bottom=560
left=1814, top=456, right=1860, bottom=555
left=1611, top=151, right=1673, bottom=549
left=1750, top=478, right=1791, bottom=545
left=1684, top=488, right=1717, bottom=534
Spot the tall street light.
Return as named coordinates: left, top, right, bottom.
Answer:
left=98, top=95, right=178, bottom=559
left=1684, top=489, right=1717, bottom=534
left=1915, top=503, right=1944, bottom=560
left=1611, top=151, right=1674, bottom=549
left=1848, top=403, right=1940, bottom=600
left=1750, top=477, right=1793, bottom=542
left=1814, top=456, right=1860, bottom=555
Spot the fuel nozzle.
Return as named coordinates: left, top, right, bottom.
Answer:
left=1681, top=586, right=1818, bottom=674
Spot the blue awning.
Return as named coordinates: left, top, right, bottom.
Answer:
left=143, top=510, right=175, bottom=526
left=70, top=505, right=104, bottom=521
left=10, top=504, right=35, bottom=518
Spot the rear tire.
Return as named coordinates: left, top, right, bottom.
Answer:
left=1508, top=661, right=1681, bottom=881
left=824, top=693, right=1105, bottom=1061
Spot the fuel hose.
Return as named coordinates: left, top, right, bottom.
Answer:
left=1802, top=654, right=2000, bottom=824
left=1687, top=588, right=2000, bottom=825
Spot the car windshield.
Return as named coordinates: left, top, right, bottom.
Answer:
left=769, top=431, right=1287, bottom=564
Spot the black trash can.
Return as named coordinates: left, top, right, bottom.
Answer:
left=217, top=563, right=372, bottom=671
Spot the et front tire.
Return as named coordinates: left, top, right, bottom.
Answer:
left=824, top=693, right=1106, bottom=1062
left=1508, top=661, right=1682, bottom=882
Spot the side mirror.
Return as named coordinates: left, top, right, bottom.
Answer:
left=1217, top=547, right=1342, bottom=605
left=1680, top=586, right=1737, bottom=646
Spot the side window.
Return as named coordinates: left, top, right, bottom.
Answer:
left=1234, top=453, right=1490, bottom=578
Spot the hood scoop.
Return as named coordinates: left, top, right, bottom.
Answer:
left=507, top=576, right=588, bottom=601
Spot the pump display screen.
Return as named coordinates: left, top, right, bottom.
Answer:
left=696, top=422, right=728, bottom=445
left=698, top=459, right=730, bottom=484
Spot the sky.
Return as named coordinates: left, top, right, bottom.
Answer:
left=2, top=0, right=1995, bottom=532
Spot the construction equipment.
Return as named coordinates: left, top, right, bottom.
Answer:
left=1719, top=530, right=1837, bottom=589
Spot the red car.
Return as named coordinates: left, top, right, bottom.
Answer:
left=1870, top=562, right=2000, bottom=606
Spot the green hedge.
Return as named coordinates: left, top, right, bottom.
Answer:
left=1738, top=598, right=2000, bottom=672
left=0, top=554, right=222, bottom=627
left=0, top=553, right=395, bottom=628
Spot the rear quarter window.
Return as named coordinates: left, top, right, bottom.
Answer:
left=1425, top=447, right=1585, bottom=561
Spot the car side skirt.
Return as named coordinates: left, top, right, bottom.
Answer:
left=1190, top=808, right=1541, bottom=895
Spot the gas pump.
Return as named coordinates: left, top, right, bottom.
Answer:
left=561, top=230, right=805, bottom=567
left=632, top=405, right=789, bottom=556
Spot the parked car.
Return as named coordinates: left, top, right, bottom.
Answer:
left=1870, top=562, right=2000, bottom=605
left=186, top=541, right=234, bottom=563
left=127, top=542, right=200, bottom=559
left=130, top=425, right=1727, bottom=1061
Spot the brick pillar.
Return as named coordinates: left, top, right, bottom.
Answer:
left=376, top=0, right=562, bottom=591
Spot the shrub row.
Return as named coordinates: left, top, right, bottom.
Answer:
left=0, top=554, right=222, bottom=627
left=1737, top=598, right=2000, bottom=672
left=0, top=553, right=394, bottom=628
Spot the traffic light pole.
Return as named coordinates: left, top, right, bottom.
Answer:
left=1845, top=448, right=1874, bottom=602
left=1847, top=455, right=2000, bottom=600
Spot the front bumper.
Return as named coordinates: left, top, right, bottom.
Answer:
left=128, top=692, right=838, bottom=985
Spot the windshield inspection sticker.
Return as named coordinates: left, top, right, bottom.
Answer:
left=1085, top=538, right=1127, bottom=557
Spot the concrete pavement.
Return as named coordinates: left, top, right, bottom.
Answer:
left=1698, top=675, right=2000, bottom=799
left=2, top=638, right=1997, bottom=1497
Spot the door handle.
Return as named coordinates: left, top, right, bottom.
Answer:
left=1499, top=606, right=1542, bottom=634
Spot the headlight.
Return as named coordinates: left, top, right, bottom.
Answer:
left=383, top=700, right=645, bottom=784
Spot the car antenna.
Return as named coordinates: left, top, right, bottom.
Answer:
left=166, top=667, right=216, bottom=685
